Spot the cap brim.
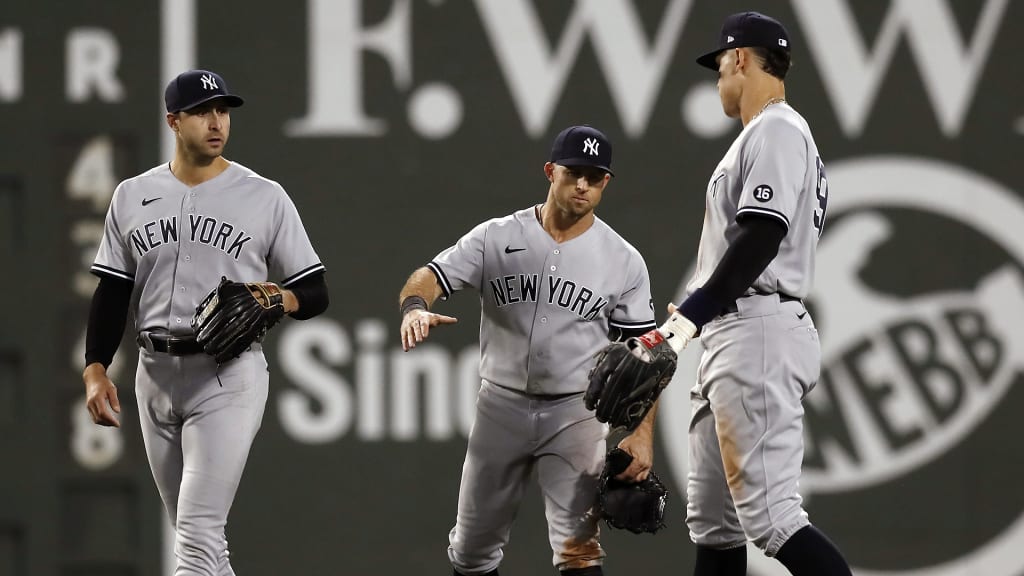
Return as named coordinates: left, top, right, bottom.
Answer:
left=696, top=48, right=725, bottom=70
left=556, top=158, right=614, bottom=177
left=176, top=94, right=245, bottom=113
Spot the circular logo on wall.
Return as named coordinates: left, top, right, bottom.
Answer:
left=661, top=157, right=1024, bottom=576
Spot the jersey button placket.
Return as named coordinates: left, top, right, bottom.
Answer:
left=176, top=190, right=197, bottom=331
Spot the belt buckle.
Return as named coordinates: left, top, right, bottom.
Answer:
left=137, top=332, right=156, bottom=353
left=166, top=337, right=181, bottom=355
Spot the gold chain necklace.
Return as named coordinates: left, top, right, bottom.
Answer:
left=751, top=97, right=786, bottom=122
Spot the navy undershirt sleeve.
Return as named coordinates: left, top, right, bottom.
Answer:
left=678, top=214, right=787, bottom=329
left=85, top=275, right=133, bottom=368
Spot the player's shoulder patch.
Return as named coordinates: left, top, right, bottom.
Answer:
left=752, top=184, right=774, bottom=202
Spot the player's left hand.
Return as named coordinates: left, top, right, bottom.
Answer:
left=615, top=429, right=654, bottom=482
left=400, top=308, right=458, bottom=351
left=83, top=364, right=121, bottom=428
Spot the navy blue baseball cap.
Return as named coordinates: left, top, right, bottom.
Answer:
left=549, top=125, right=614, bottom=176
left=164, top=69, right=245, bottom=113
left=696, top=12, right=791, bottom=70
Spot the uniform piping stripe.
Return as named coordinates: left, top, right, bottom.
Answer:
left=609, top=319, right=657, bottom=328
left=281, top=263, right=326, bottom=286
left=427, top=262, right=453, bottom=298
left=90, top=264, right=134, bottom=281
left=737, top=207, right=790, bottom=229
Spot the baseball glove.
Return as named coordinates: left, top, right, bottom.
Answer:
left=585, top=331, right=678, bottom=431
left=596, top=448, right=668, bottom=534
left=192, top=277, right=286, bottom=364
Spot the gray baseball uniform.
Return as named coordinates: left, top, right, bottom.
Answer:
left=684, top=102, right=829, bottom=555
left=430, top=205, right=655, bottom=572
left=92, top=161, right=324, bottom=575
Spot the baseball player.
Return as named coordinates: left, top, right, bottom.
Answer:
left=81, top=69, right=329, bottom=576
left=625, top=13, right=853, bottom=576
left=397, top=126, right=657, bottom=576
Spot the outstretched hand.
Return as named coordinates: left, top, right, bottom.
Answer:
left=401, top=308, right=458, bottom=351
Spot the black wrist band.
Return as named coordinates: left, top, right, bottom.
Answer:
left=401, top=295, right=428, bottom=317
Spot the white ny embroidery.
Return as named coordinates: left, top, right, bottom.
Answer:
left=583, top=137, right=599, bottom=156
left=200, top=74, right=219, bottom=90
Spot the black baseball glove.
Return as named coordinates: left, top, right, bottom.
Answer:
left=192, top=277, right=286, bottom=364
left=585, top=332, right=678, bottom=431
left=596, top=448, right=668, bottom=534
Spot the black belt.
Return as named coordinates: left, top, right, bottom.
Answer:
left=493, top=382, right=579, bottom=400
left=721, top=293, right=800, bottom=315
left=137, top=333, right=204, bottom=355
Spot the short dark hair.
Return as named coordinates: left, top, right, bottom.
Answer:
left=749, top=46, right=791, bottom=80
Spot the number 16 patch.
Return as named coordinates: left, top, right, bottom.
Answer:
left=753, top=184, right=774, bottom=202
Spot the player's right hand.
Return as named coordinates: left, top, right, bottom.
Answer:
left=83, top=364, right=121, bottom=427
left=400, top=308, right=458, bottom=351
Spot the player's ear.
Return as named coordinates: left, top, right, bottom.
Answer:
left=166, top=113, right=178, bottom=131
left=544, top=162, right=556, bottom=182
left=735, top=48, right=749, bottom=71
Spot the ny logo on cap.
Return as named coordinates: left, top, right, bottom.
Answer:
left=727, top=35, right=735, bottom=43
left=200, top=74, right=219, bottom=90
left=583, top=137, right=600, bottom=156
left=778, top=39, right=788, bottom=47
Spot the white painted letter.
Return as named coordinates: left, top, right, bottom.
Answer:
left=66, top=28, right=125, bottom=102
left=475, top=0, right=692, bottom=137
left=278, top=319, right=354, bottom=443
left=355, top=319, right=387, bottom=439
left=286, top=0, right=411, bottom=136
left=792, top=0, right=1007, bottom=137
left=0, top=29, right=22, bottom=101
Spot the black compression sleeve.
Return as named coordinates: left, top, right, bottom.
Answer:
left=287, top=272, right=329, bottom=320
left=678, top=214, right=787, bottom=329
left=85, top=276, right=133, bottom=369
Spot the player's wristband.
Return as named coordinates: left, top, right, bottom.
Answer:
left=656, top=312, right=697, bottom=354
left=400, top=295, right=428, bottom=317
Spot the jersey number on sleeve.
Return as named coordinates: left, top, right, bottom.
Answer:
left=813, top=156, right=829, bottom=236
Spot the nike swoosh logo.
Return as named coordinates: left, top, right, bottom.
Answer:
left=142, top=197, right=162, bottom=206
left=504, top=246, right=526, bottom=254
left=797, top=311, right=807, bottom=319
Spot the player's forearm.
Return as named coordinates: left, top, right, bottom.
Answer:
left=399, top=267, right=444, bottom=311
left=678, top=215, right=787, bottom=329
left=283, top=272, right=329, bottom=320
left=633, top=401, right=659, bottom=438
left=85, top=275, right=133, bottom=369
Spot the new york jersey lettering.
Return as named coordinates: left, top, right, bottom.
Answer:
left=547, top=276, right=609, bottom=320
left=129, top=214, right=253, bottom=260
left=490, top=274, right=539, bottom=307
left=188, top=214, right=253, bottom=259
left=130, top=216, right=178, bottom=257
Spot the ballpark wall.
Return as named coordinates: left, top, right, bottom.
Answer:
left=1, top=1, right=1022, bottom=575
